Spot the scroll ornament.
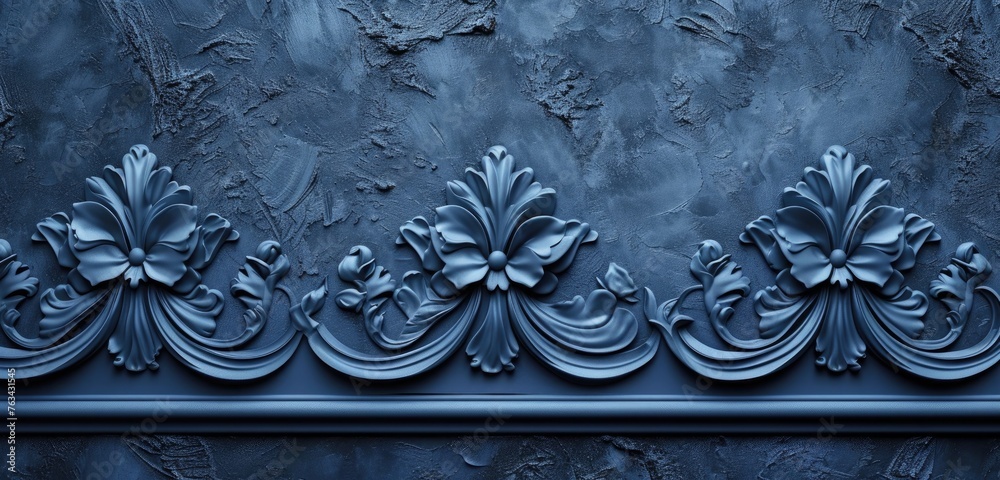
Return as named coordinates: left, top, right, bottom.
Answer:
left=293, top=146, right=661, bottom=382
left=656, top=146, right=1000, bottom=381
left=0, top=146, right=300, bottom=380
left=2, top=144, right=998, bottom=384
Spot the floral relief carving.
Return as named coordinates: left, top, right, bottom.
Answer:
left=0, top=146, right=299, bottom=380
left=2, top=142, right=999, bottom=386
left=0, top=240, right=39, bottom=345
left=293, top=146, right=660, bottom=381
left=656, top=146, right=1000, bottom=381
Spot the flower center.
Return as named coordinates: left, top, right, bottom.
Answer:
left=829, top=249, right=847, bottom=268
left=128, top=247, right=146, bottom=266
left=487, top=250, right=508, bottom=270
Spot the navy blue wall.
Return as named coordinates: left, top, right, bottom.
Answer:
left=4, top=0, right=1000, bottom=477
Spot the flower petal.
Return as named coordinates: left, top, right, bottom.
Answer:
left=505, top=251, right=545, bottom=289
left=85, top=173, right=134, bottom=239
left=33, top=212, right=79, bottom=269
left=338, top=246, right=375, bottom=283
left=70, top=242, right=129, bottom=287
left=123, top=266, right=147, bottom=288
left=507, top=216, right=566, bottom=259
left=775, top=205, right=833, bottom=253
left=89, top=168, right=127, bottom=209
left=846, top=245, right=898, bottom=287
left=845, top=205, right=904, bottom=289
left=438, top=247, right=488, bottom=290
left=396, top=216, right=444, bottom=272
left=486, top=270, right=510, bottom=291
left=818, top=145, right=856, bottom=211
left=121, top=145, right=158, bottom=212
left=506, top=217, right=597, bottom=283
left=433, top=205, right=490, bottom=254
left=798, top=167, right=835, bottom=210
left=146, top=179, right=193, bottom=219
left=843, top=168, right=890, bottom=236
left=144, top=203, right=198, bottom=253
left=894, top=213, right=941, bottom=271
left=173, top=267, right=203, bottom=295
left=335, top=288, right=366, bottom=312
left=188, top=214, right=238, bottom=270
left=829, top=267, right=853, bottom=289
left=740, top=216, right=790, bottom=271
left=144, top=244, right=191, bottom=287
left=72, top=201, right=130, bottom=250
left=544, top=220, right=597, bottom=274
left=601, top=262, right=639, bottom=299
left=849, top=205, right=905, bottom=255
left=776, top=241, right=832, bottom=289
left=446, top=174, right=494, bottom=241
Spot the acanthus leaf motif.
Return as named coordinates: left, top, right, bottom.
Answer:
left=598, top=262, right=640, bottom=303
left=7, top=142, right=998, bottom=386
left=659, top=145, right=1000, bottom=381
left=0, top=146, right=299, bottom=380
left=0, top=239, right=40, bottom=343
left=303, top=146, right=660, bottom=381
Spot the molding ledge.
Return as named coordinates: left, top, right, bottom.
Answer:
left=3, top=143, right=999, bottom=433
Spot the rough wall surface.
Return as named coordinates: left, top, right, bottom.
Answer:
left=16, top=435, right=1000, bottom=479
left=2, top=0, right=999, bottom=477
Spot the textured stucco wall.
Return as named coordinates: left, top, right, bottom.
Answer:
left=3, top=0, right=1000, bottom=478
left=16, top=435, right=1000, bottom=479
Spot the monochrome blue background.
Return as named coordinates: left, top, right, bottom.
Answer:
left=2, top=0, right=999, bottom=477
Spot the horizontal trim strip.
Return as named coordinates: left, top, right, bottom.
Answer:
left=18, top=396, right=1000, bottom=434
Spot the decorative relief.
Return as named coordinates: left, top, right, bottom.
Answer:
left=656, top=146, right=1000, bottom=381
left=2, top=143, right=998, bottom=385
left=0, top=146, right=299, bottom=380
left=292, top=146, right=660, bottom=381
left=0, top=240, right=39, bottom=355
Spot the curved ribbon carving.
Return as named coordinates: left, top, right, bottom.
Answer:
left=0, top=241, right=39, bottom=347
left=6, top=142, right=998, bottom=385
left=656, top=146, right=1000, bottom=381
left=0, top=146, right=299, bottom=380
left=292, top=146, right=660, bottom=382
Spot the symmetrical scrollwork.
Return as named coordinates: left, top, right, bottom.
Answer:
left=292, top=146, right=660, bottom=381
left=0, top=241, right=39, bottom=349
left=3, top=142, right=999, bottom=385
left=0, top=146, right=299, bottom=380
left=656, top=146, right=1000, bottom=381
